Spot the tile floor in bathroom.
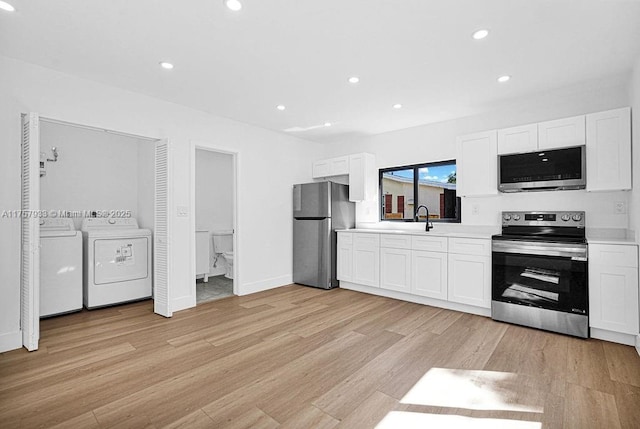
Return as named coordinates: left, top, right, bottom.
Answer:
left=196, top=275, right=234, bottom=304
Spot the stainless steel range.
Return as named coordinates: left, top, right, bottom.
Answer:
left=491, top=211, right=588, bottom=338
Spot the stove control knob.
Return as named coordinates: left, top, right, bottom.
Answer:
left=503, top=214, right=511, bottom=221
left=572, top=213, right=582, bottom=222
left=512, top=214, right=521, bottom=221
left=561, top=214, right=571, bottom=221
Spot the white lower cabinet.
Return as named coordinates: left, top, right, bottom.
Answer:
left=352, top=234, right=380, bottom=287
left=447, top=238, right=491, bottom=309
left=589, top=244, right=639, bottom=336
left=380, top=247, right=412, bottom=293
left=411, top=250, right=447, bottom=300
left=337, top=233, right=353, bottom=283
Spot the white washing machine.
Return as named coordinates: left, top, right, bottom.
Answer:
left=81, top=218, right=152, bottom=309
left=40, top=218, right=83, bottom=317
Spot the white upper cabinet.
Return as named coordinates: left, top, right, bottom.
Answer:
left=497, top=123, right=538, bottom=155
left=312, top=155, right=349, bottom=178
left=537, top=115, right=585, bottom=150
left=348, top=153, right=376, bottom=202
left=586, top=107, right=632, bottom=192
left=456, top=130, right=498, bottom=197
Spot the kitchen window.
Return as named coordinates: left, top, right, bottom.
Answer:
left=379, top=160, right=460, bottom=223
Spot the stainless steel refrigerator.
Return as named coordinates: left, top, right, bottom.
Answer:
left=293, top=181, right=355, bottom=289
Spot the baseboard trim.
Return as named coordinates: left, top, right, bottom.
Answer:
left=171, top=294, right=196, bottom=313
left=239, top=275, right=292, bottom=296
left=590, top=328, right=636, bottom=346
left=0, top=330, right=23, bottom=353
left=636, top=334, right=640, bottom=357
left=340, top=282, right=491, bottom=318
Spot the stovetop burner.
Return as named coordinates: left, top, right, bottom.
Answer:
left=496, top=211, right=586, bottom=243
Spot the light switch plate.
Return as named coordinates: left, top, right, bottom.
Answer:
left=177, top=206, right=189, bottom=217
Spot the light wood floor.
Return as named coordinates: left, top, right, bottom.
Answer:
left=1, top=285, right=639, bottom=428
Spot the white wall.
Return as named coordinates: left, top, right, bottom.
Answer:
left=0, top=55, right=323, bottom=352
left=630, top=57, right=640, bottom=242
left=137, top=141, right=156, bottom=232
left=40, top=121, right=151, bottom=229
left=324, top=74, right=632, bottom=229
left=195, top=149, right=233, bottom=276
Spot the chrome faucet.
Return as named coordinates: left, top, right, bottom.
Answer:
left=415, top=205, right=432, bottom=231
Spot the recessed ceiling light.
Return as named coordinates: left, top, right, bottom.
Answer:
left=324, top=122, right=332, bottom=127
left=472, top=29, right=489, bottom=40
left=0, top=1, right=15, bottom=12
left=393, top=104, right=402, bottom=109
left=497, top=75, right=511, bottom=83
left=224, top=0, right=242, bottom=11
left=348, top=76, right=360, bottom=84
left=160, top=62, right=174, bottom=70
left=276, top=105, right=286, bottom=111
left=542, top=158, right=549, bottom=162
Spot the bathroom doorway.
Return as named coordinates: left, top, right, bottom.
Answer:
left=192, top=145, right=237, bottom=304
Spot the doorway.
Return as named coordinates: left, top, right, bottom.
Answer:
left=192, top=145, right=237, bottom=304
left=20, top=114, right=171, bottom=351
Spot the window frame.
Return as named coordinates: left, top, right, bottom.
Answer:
left=379, top=159, right=461, bottom=223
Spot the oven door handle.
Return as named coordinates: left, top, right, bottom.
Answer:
left=492, top=240, right=588, bottom=259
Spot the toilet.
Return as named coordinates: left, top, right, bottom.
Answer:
left=212, top=231, right=234, bottom=279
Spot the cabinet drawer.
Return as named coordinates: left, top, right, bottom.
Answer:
left=412, top=235, right=448, bottom=252
left=337, top=232, right=353, bottom=246
left=590, top=244, right=638, bottom=268
left=354, top=233, right=380, bottom=248
left=449, top=237, right=491, bottom=256
left=380, top=234, right=412, bottom=249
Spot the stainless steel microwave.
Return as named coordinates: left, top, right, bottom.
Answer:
left=498, top=146, right=586, bottom=192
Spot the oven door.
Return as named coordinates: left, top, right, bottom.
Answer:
left=492, top=240, right=588, bottom=315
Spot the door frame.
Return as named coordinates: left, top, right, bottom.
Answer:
left=190, top=141, right=239, bottom=302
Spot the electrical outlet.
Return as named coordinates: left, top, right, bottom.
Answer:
left=472, top=204, right=480, bottom=215
left=177, top=206, right=189, bottom=217
left=614, top=201, right=626, bottom=214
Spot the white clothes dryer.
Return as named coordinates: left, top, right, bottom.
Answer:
left=81, top=218, right=152, bottom=309
left=40, top=218, right=83, bottom=317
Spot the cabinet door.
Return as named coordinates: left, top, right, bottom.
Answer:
left=456, top=131, right=498, bottom=197
left=380, top=248, right=412, bottom=293
left=348, top=153, right=375, bottom=202
left=337, top=234, right=353, bottom=283
left=589, top=265, right=639, bottom=334
left=330, top=156, right=350, bottom=176
left=497, top=123, right=538, bottom=155
left=312, top=159, right=331, bottom=178
left=538, top=115, right=585, bottom=149
left=586, top=107, right=631, bottom=192
left=353, top=234, right=380, bottom=287
left=411, top=250, right=447, bottom=300
left=448, top=253, right=491, bottom=308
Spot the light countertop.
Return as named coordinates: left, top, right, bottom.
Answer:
left=336, top=225, right=499, bottom=240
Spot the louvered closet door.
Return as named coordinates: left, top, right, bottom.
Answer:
left=21, top=113, right=40, bottom=351
left=154, top=139, right=172, bottom=317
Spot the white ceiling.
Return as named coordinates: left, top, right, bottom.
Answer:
left=1, top=0, right=640, bottom=143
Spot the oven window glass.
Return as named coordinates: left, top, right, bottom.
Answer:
left=492, top=251, right=587, bottom=314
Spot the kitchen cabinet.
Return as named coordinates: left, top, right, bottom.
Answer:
left=412, top=250, right=448, bottom=300
left=337, top=232, right=353, bottom=283
left=586, top=107, right=632, bottom=192
left=538, top=115, right=585, bottom=150
left=456, top=130, right=498, bottom=197
left=589, top=244, right=639, bottom=335
left=497, top=123, right=538, bottom=155
left=348, top=153, right=376, bottom=202
left=352, top=233, right=380, bottom=287
left=447, top=238, right=491, bottom=308
left=312, top=155, right=349, bottom=178
left=380, top=247, right=412, bottom=293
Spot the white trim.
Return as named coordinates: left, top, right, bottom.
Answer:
left=171, top=294, right=196, bottom=313
left=340, top=281, right=492, bottom=317
left=240, top=275, right=292, bottom=296
left=190, top=141, right=239, bottom=303
left=635, top=334, right=640, bottom=357
left=590, top=327, right=636, bottom=346
left=0, top=330, right=23, bottom=353
left=40, top=116, right=159, bottom=141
